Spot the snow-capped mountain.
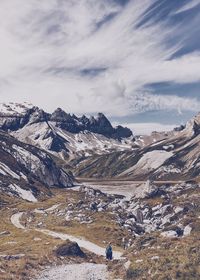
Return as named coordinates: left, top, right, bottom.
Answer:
left=73, top=112, right=200, bottom=181
left=3, top=102, right=200, bottom=182
left=0, top=103, right=134, bottom=160
left=0, top=130, right=73, bottom=202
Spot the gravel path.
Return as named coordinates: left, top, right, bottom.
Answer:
left=37, top=229, right=123, bottom=259
left=10, top=212, right=25, bottom=229
left=34, top=263, right=109, bottom=280
left=10, top=212, right=123, bottom=259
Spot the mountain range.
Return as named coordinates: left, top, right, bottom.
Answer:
left=1, top=102, right=200, bottom=202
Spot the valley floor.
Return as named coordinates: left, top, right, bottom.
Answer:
left=1, top=179, right=200, bottom=280
left=77, top=179, right=183, bottom=198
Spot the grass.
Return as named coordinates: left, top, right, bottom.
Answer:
left=0, top=188, right=126, bottom=279
left=3, top=182, right=200, bottom=280
left=126, top=234, right=200, bottom=279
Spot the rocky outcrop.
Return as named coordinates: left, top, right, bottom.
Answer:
left=50, top=109, right=132, bottom=139
left=55, top=241, right=85, bottom=258
left=0, top=130, right=74, bottom=201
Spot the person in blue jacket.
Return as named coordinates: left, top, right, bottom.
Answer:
left=106, top=242, right=113, bottom=260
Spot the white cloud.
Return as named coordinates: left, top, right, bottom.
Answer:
left=0, top=0, right=199, bottom=119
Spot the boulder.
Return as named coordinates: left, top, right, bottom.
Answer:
left=55, top=241, right=85, bottom=258
left=183, top=225, right=192, bottom=236
left=161, top=230, right=178, bottom=238
left=90, top=202, right=98, bottom=211
left=134, top=180, right=165, bottom=199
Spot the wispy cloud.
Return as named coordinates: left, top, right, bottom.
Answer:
left=0, top=0, right=200, bottom=121
left=174, top=0, right=200, bottom=14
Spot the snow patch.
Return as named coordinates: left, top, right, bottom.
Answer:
left=0, top=102, right=32, bottom=116
left=9, top=184, right=37, bottom=202
left=10, top=212, right=25, bottom=229
left=0, top=163, right=20, bottom=179
left=120, top=150, right=173, bottom=176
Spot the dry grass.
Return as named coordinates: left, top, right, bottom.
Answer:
left=125, top=226, right=200, bottom=279
left=0, top=188, right=125, bottom=279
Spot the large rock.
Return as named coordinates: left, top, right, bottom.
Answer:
left=55, top=241, right=85, bottom=258
left=133, top=180, right=165, bottom=199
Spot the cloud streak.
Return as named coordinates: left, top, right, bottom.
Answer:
left=174, top=0, right=200, bottom=14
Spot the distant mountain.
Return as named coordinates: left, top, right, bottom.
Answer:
left=0, top=103, right=134, bottom=160
left=4, top=102, right=200, bottom=182
left=0, top=130, right=73, bottom=202
left=72, top=112, right=200, bottom=181
left=0, top=103, right=132, bottom=138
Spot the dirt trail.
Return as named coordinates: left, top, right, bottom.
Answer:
left=37, top=228, right=123, bottom=259
left=10, top=211, right=124, bottom=280
left=34, top=263, right=109, bottom=280
left=10, top=212, right=123, bottom=259
left=10, top=212, right=25, bottom=229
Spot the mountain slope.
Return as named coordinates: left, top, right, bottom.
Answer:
left=0, top=103, right=134, bottom=160
left=0, top=130, right=73, bottom=202
left=73, top=113, right=200, bottom=180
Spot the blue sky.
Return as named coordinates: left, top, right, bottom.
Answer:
left=0, top=0, right=200, bottom=134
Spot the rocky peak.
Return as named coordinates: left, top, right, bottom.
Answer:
left=80, top=115, right=90, bottom=126
left=184, top=113, right=200, bottom=137
left=0, top=103, right=133, bottom=139
left=28, top=107, right=49, bottom=125
left=50, top=108, right=71, bottom=122
left=96, top=113, right=113, bottom=128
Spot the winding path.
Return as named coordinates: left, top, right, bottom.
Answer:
left=10, top=212, right=123, bottom=259
left=37, top=228, right=122, bottom=259
left=10, top=212, right=25, bottom=229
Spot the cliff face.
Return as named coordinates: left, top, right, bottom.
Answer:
left=0, top=130, right=73, bottom=201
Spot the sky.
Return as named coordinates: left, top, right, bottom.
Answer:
left=0, top=0, right=200, bottom=135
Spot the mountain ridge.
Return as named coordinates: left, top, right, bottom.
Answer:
left=0, top=102, right=132, bottom=139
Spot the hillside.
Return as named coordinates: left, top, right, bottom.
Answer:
left=0, top=130, right=73, bottom=202
left=0, top=103, right=135, bottom=161
left=72, top=113, right=200, bottom=181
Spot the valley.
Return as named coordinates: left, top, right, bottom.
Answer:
left=1, top=178, right=200, bottom=279
left=0, top=1, right=199, bottom=279
left=1, top=103, right=200, bottom=279
left=78, top=179, right=184, bottom=198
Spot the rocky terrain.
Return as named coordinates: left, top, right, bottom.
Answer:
left=1, top=179, right=200, bottom=279
left=0, top=130, right=73, bottom=202
left=73, top=112, right=200, bottom=181
left=0, top=103, right=134, bottom=160
left=1, top=102, right=200, bottom=279
left=1, top=102, right=188, bottom=182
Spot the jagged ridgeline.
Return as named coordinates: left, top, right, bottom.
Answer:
left=1, top=102, right=200, bottom=187
left=73, top=113, right=200, bottom=180
left=0, top=103, right=132, bottom=138
left=0, top=103, right=134, bottom=157
left=0, top=102, right=133, bottom=201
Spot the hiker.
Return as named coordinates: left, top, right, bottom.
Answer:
left=106, top=243, right=113, bottom=260
left=122, top=237, right=128, bottom=250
